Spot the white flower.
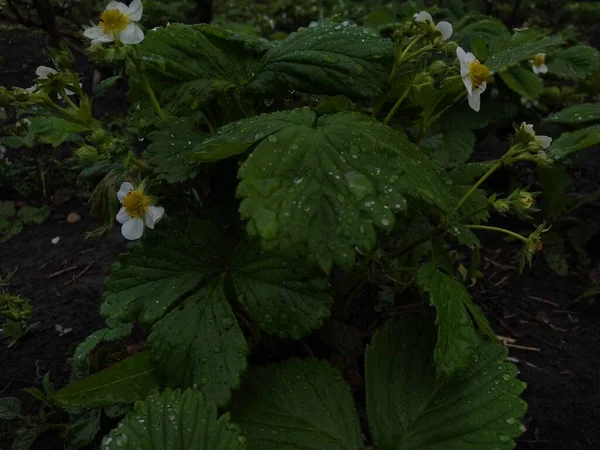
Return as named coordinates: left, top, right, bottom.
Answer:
left=520, top=122, right=552, bottom=149
left=457, top=47, right=490, bottom=112
left=530, top=53, right=548, bottom=75
left=26, top=66, right=76, bottom=95
left=0, top=145, right=6, bottom=160
left=414, top=11, right=453, bottom=41
left=84, top=0, right=144, bottom=45
left=116, top=181, right=164, bottom=240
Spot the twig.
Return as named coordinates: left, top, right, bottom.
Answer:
left=47, top=265, right=78, bottom=279
left=496, top=334, right=517, bottom=344
left=504, top=343, right=541, bottom=352
left=527, top=295, right=560, bottom=308
left=60, top=262, right=94, bottom=287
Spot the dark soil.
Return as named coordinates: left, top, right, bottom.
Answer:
left=1, top=20, right=600, bottom=450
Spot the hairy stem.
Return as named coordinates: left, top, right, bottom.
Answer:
left=383, top=86, right=412, bottom=125
left=465, top=224, right=529, bottom=243
left=456, top=160, right=503, bottom=209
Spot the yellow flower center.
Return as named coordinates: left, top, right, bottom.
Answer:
left=468, top=60, right=490, bottom=88
left=533, top=54, right=545, bottom=67
left=123, top=190, right=148, bottom=219
left=99, top=9, right=130, bottom=34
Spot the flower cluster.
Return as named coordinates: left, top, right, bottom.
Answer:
left=413, top=11, right=453, bottom=41
left=492, top=188, right=540, bottom=220
left=456, top=47, right=490, bottom=112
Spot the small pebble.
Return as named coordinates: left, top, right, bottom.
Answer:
left=51, top=237, right=60, bottom=244
left=67, top=212, right=81, bottom=224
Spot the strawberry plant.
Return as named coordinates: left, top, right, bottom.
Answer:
left=2, top=1, right=600, bottom=448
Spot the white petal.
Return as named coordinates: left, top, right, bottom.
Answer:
left=105, top=1, right=129, bottom=13
left=436, top=21, right=453, bottom=40
left=457, top=47, right=470, bottom=77
left=477, top=81, right=487, bottom=94
left=36, top=66, right=57, bottom=79
left=125, top=0, right=143, bottom=21
left=414, top=11, right=433, bottom=23
left=468, top=91, right=481, bottom=112
left=121, top=218, right=144, bottom=240
left=464, top=52, right=476, bottom=64
left=83, top=26, right=105, bottom=40
left=537, top=135, right=552, bottom=149
left=538, top=64, right=548, bottom=74
left=117, top=181, right=135, bottom=202
left=462, top=76, right=473, bottom=96
left=25, top=85, right=38, bottom=94
left=532, top=65, right=541, bottom=74
left=457, top=46, right=467, bottom=62
left=144, top=206, right=164, bottom=229
left=116, top=207, right=130, bottom=224
left=92, top=34, right=115, bottom=44
left=51, top=236, right=60, bottom=244
left=118, top=23, right=144, bottom=45
left=64, top=88, right=75, bottom=96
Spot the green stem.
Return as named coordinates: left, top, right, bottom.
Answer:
left=456, top=160, right=503, bottom=209
left=234, top=92, right=248, bottom=117
left=465, top=225, right=529, bottom=243
left=402, top=44, right=434, bottom=62
left=389, top=36, right=422, bottom=81
left=129, top=154, right=151, bottom=172
left=383, top=85, right=412, bottom=125
left=59, top=89, right=79, bottom=111
left=140, top=72, right=167, bottom=121
left=43, top=98, right=87, bottom=126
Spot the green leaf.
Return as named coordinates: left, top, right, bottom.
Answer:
left=145, top=118, right=207, bottom=183
left=548, top=45, right=600, bottom=80
left=0, top=397, right=21, bottom=420
left=547, top=124, right=600, bottom=160
left=229, top=359, right=363, bottom=450
left=93, top=76, right=122, bottom=98
left=16, top=205, right=49, bottom=225
left=11, top=428, right=39, bottom=450
left=148, top=279, right=248, bottom=407
left=363, top=7, right=397, bottom=28
left=28, top=117, right=87, bottom=147
left=454, top=17, right=510, bottom=50
left=487, top=35, right=564, bottom=73
left=539, top=165, right=571, bottom=220
left=133, top=24, right=264, bottom=116
left=102, top=389, right=246, bottom=450
left=366, top=317, right=527, bottom=450
left=422, top=130, right=476, bottom=168
left=542, top=232, right=568, bottom=277
left=499, top=67, right=543, bottom=100
left=73, top=323, right=134, bottom=363
left=52, top=352, right=160, bottom=408
left=101, top=220, right=224, bottom=324
left=231, top=241, right=331, bottom=338
left=65, top=409, right=101, bottom=449
left=248, top=20, right=393, bottom=100
left=199, top=109, right=453, bottom=272
left=0, top=201, right=15, bottom=218
left=546, top=102, right=600, bottom=125
left=448, top=223, right=480, bottom=249
left=432, top=95, right=518, bottom=133
left=417, top=263, right=483, bottom=377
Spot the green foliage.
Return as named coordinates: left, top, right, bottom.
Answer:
left=547, top=124, right=600, bottom=160
left=229, top=359, right=363, bottom=450
left=102, top=389, right=246, bottom=450
left=101, top=219, right=330, bottom=405
left=548, top=45, right=600, bottom=80
left=65, top=409, right=101, bottom=449
left=499, top=67, right=544, bottom=100
left=52, top=352, right=160, bottom=408
left=0, top=202, right=49, bottom=243
left=422, top=130, right=476, bottom=168
left=487, top=35, right=564, bottom=73
left=28, top=116, right=88, bottom=147
left=365, top=317, right=527, bottom=450
left=546, top=102, right=600, bottom=125
left=247, top=20, right=394, bottom=99
left=539, top=165, right=572, bottom=220
left=417, top=263, right=493, bottom=377
left=197, top=108, right=454, bottom=271
left=144, top=118, right=207, bottom=183
left=0, top=397, right=21, bottom=420
left=542, top=232, right=568, bottom=276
